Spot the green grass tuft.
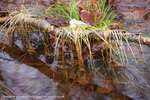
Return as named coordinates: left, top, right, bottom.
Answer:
left=95, top=0, right=116, bottom=29
left=46, top=0, right=80, bottom=20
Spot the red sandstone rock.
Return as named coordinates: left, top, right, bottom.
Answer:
left=80, top=10, right=100, bottom=25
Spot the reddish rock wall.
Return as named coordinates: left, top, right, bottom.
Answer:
left=0, top=0, right=55, bottom=11
left=112, top=0, right=150, bottom=33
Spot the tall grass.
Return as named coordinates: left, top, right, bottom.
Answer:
left=95, top=0, right=116, bottom=29
left=46, top=3, right=70, bottom=20
left=46, top=0, right=116, bottom=29
left=46, top=0, right=140, bottom=68
left=46, top=0, right=80, bottom=20
left=70, top=0, right=80, bottom=20
left=0, top=1, right=141, bottom=70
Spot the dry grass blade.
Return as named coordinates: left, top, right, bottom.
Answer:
left=0, top=7, right=54, bottom=55
left=0, top=6, right=146, bottom=68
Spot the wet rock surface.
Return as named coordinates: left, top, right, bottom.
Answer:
left=0, top=0, right=149, bottom=33
left=117, top=44, right=150, bottom=100
left=68, top=87, right=111, bottom=100
left=112, top=0, right=150, bottom=33
left=0, top=52, right=58, bottom=100
left=0, top=44, right=150, bottom=100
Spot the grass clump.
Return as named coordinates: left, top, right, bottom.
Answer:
left=46, top=0, right=80, bottom=20
left=46, top=0, right=116, bottom=67
left=0, top=0, right=140, bottom=70
left=46, top=0, right=116, bottom=29
left=96, top=0, right=116, bottom=29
